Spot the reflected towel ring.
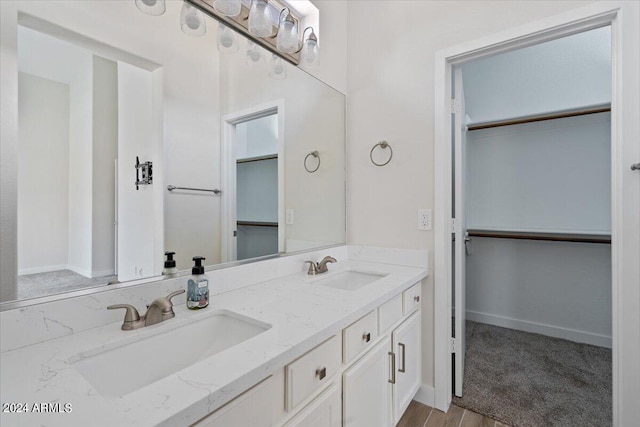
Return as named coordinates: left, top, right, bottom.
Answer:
left=370, top=141, right=393, bottom=166
left=304, top=151, right=320, bottom=173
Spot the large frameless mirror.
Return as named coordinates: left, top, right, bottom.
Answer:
left=0, top=0, right=345, bottom=305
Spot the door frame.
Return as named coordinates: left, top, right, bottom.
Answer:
left=433, top=3, right=640, bottom=425
left=220, top=100, right=285, bottom=263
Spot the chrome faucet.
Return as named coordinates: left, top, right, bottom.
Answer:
left=306, top=256, right=337, bottom=275
left=107, top=289, right=185, bottom=330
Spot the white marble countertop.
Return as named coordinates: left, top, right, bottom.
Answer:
left=0, top=259, right=427, bottom=427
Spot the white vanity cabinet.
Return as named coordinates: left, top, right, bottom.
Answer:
left=343, top=282, right=422, bottom=427
left=194, top=282, right=422, bottom=427
left=391, top=310, right=421, bottom=424
left=283, top=382, right=341, bottom=427
left=343, top=337, right=392, bottom=426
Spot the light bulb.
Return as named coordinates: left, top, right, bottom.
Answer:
left=276, top=16, right=299, bottom=54
left=248, top=0, right=272, bottom=38
left=268, top=54, right=287, bottom=79
left=135, top=0, right=166, bottom=16
left=245, top=40, right=264, bottom=65
left=213, top=0, right=242, bottom=17
left=300, top=30, right=319, bottom=67
left=181, top=3, right=206, bottom=37
left=217, top=23, right=239, bottom=53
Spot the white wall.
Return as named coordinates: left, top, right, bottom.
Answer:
left=92, top=56, right=118, bottom=277
left=237, top=159, right=279, bottom=222
left=117, top=62, right=163, bottom=282
left=466, top=112, right=611, bottom=233
left=466, top=238, right=612, bottom=347
left=66, top=52, right=93, bottom=278
left=346, top=0, right=598, bottom=393
left=235, top=114, right=278, bottom=159
left=461, top=26, right=611, bottom=124
left=17, top=73, right=70, bottom=274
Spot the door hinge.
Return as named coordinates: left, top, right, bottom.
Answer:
left=450, top=218, right=457, bottom=233
left=450, top=98, right=461, bottom=114
left=450, top=337, right=456, bottom=353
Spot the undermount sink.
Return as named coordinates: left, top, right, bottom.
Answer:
left=313, top=270, right=387, bottom=291
left=71, top=310, right=270, bottom=397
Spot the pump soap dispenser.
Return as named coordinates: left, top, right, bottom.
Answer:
left=187, top=256, right=209, bottom=310
left=163, top=251, right=178, bottom=277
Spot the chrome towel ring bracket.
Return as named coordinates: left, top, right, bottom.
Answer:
left=370, top=141, right=393, bottom=166
left=304, top=151, right=320, bottom=173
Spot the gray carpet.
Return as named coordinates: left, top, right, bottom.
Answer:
left=18, top=269, right=118, bottom=300
left=453, top=321, right=611, bottom=427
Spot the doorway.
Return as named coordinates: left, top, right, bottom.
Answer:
left=450, top=26, right=612, bottom=426
left=221, top=102, right=285, bottom=262
left=433, top=3, right=640, bottom=426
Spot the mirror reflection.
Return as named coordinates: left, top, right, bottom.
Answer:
left=2, top=0, right=345, bottom=304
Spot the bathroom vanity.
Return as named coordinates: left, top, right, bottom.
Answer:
left=0, top=247, right=428, bottom=427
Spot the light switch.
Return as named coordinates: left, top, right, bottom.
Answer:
left=286, top=209, right=295, bottom=225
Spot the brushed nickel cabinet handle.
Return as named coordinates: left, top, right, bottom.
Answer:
left=316, top=367, right=327, bottom=380
left=399, top=343, right=406, bottom=373
left=414, top=295, right=420, bottom=303
left=388, top=352, right=396, bottom=384
left=362, top=332, right=371, bottom=342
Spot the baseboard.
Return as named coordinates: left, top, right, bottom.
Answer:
left=18, top=264, right=67, bottom=275
left=413, top=384, right=435, bottom=408
left=466, top=310, right=612, bottom=348
left=66, top=265, right=92, bottom=279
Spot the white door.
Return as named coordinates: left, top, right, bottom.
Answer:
left=453, top=67, right=467, bottom=397
left=343, top=337, right=392, bottom=427
left=392, top=311, right=421, bottom=423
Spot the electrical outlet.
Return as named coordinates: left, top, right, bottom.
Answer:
left=418, top=209, right=432, bottom=230
left=286, top=209, right=295, bottom=225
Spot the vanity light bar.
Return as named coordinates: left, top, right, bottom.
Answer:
left=186, top=0, right=302, bottom=65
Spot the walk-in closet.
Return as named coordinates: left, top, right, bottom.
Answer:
left=452, top=26, right=612, bottom=427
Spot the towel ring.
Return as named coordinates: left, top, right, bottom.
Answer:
left=370, top=141, right=393, bottom=167
left=304, top=151, right=320, bottom=173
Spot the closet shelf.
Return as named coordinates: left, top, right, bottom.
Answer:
left=466, top=103, right=611, bottom=131
left=237, top=220, right=278, bottom=227
left=467, top=229, right=611, bottom=244
left=237, top=154, right=278, bottom=164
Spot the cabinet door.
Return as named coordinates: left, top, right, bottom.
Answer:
left=392, top=311, right=421, bottom=424
left=343, top=336, right=392, bottom=427
left=284, top=382, right=341, bottom=427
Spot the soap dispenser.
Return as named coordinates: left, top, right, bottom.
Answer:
left=187, top=256, right=209, bottom=310
left=162, top=251, right=178, bottom=277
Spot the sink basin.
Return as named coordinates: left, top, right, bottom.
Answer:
left=71, top=310, right=270, bottom=397
left=313, top=270, right=387, bottom=291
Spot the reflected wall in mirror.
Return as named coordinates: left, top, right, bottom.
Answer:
left=0, top=0, right=346, bottom=305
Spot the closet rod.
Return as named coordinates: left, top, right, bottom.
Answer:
left=467, top=230, right=611, bottom=244
left=467, top=104, right=611, bottom=131
left=237, top=221, right=278, bottom=227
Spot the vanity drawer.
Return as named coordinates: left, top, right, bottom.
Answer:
left=286, top=335, right=341, bottom=411
left=194, top=370, right=285, bottom=427
left=403, top=283, right=422, bottom=315
left=342, top=310, right=378, bottom=364
left=379, top=294, right=403, bottom=333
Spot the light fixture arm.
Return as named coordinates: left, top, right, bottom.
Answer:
left=271, top=7, right=291, bottom=39
left=295, top=26, right=317, bottom=54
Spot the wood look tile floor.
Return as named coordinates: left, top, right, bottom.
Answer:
left=397, top=400, right=510, bottom=427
